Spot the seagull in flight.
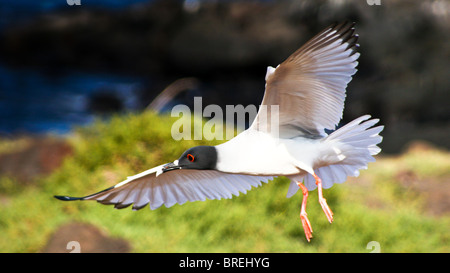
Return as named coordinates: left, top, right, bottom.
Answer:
left=55, top=21, right=383, bottom=242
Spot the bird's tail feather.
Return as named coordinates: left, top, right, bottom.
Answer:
left=286, top=115, right=383, bottom=196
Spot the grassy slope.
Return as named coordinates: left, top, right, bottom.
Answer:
left=0, top=112, right=448, bottom=252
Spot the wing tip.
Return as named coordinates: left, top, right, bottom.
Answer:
left=54, top=195, right=83, bottom=201
left=330, top=21, right=355, bottom=33
left=316, top=21, right=360, bottom=57
left=54, top=185, right=115, bottom=202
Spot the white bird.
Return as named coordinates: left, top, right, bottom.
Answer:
left=55, top=21, right=383, bottom=242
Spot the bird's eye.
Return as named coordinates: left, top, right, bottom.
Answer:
left=187, top=154, right=195, bottom=162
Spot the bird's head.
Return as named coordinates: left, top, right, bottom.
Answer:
left=161, top=145, right=218, bottom=174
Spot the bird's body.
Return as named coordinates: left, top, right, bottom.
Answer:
left=215, top=128, right=335, bottom=177
left=55, top=21, right=383, bottom=242
left=217, top=114, right=381, bottom=187
left=216, top=129, right=306, bottom=176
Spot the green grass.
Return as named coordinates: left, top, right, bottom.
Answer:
left=0, top=111, right=449, bottom=252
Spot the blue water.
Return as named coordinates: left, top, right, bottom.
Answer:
left=0, top=65, right=149, bottom=135
left=0, top=0, right=154, bottom=135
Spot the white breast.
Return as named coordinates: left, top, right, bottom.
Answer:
left=215, top=129, right=310, bottom=176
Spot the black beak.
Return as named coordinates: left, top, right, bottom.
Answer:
left=161, top=162, right=181, bottom=173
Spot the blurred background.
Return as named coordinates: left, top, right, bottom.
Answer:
left=1, top=0, right=449, bottom=152
left=0, top=0, right=449, bottom=253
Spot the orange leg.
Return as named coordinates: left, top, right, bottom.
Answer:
left=296, top=181, right=313, bottom=242
left=313, top=173, right=334, bottom=223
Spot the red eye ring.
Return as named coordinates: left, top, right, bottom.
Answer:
left=187, top=154, right=195, bottom=162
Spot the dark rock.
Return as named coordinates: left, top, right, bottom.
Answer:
left=42, top=221, right=131, bottom=253
left=88, top=90, right=125, bottom=114
left=0, top=137, right=73, bottom=183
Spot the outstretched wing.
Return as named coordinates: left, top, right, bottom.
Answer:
left=55, top=165, right=273, bottom=210
left=250, top=21, right=360, bottom=138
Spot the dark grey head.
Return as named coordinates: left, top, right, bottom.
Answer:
left=161, top=145, right=217, bottom=173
